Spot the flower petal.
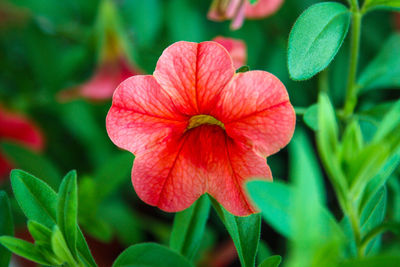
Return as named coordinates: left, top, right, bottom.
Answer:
left=132, top=124, right=271, bottom=216
left=245, top=0, right=283, bottom=18
left=106, top=75, right=188, bottom=156
left=213, top=71, right=296, bottom=157
left=153, top=41, right=235, bottom=115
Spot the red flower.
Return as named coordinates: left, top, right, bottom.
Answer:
left=208, top=0, right=284, bottom=30
left=106, top=41, right=295, bottom=216
left=213, top=36, right=247, bottom=69
left=0, top=107, right=44, bottom=179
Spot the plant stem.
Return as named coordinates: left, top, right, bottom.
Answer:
left=343, top=8, right=362, bottom=118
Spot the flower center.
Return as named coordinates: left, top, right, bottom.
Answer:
left=187, top=114, right=225, bottom=131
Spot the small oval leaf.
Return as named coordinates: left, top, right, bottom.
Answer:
left=288, top=2, right=351, bottom=80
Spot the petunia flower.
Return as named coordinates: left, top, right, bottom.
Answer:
left=0, top=107, right=44, bottom=179
left=106, top=41, right=295, bottom=216
left=208, top=0, right=284, bottom=30
left=213, top=36, right=247, bottom=69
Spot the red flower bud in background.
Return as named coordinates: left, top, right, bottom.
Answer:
left=213, top=36, right=247, bottom=69
left=208, top=0, right=283, bottom=30
left=59, top=0, right=141, bottom=101
left=0, top=107, right=44, bottom=179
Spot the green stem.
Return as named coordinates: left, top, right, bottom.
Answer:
left=318, top=69, right=329, bottom=93
left=343, top=9, right=362, bottom=118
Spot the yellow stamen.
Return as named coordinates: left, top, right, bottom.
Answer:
left=187, top=114, right=225, bottom=131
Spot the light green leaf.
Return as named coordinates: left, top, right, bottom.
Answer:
left=57, top=170, right=78, bottom=258
left=112, top=243, right=193, bottom=267
left=211, top=198, right=260, bottom=267
left=258, top=255, right=282, bottom=267
left=0, top=191, right=14, bottom=267
left=27, top=220, right=52, bottom=244
left=358, top=34, right=400, bottom=91
left=1, top=142, right=61, bottom=189
left=360, top=187, right=387, bottom=253
left=288, top=2, right=351, bottom=80
left=246, top=181, right=292, bottom=237
left=51, top=226, right=77, bottom=266
left=362, top=0, right=400, bottom=12
left=340, top=120, right=364, bottom=164
left=373, top=98, right=400, bottom=143
left=170, top=195, right=210, bottom=261
left=317, top=93, right=347, bottom=206
left=0, top=236, right=50, bottom=265
left=11, top=169, right=58, bottom=228
left=303, top=104, right=318, bottom=131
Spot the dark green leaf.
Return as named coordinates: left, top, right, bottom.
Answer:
left=362, top=0, right=400, bottom=12
left=288, top=2, right=351, bottom=80
left=236, top=65, right=250, bottom=73
left=57, top=170, right=78, bottom=258
left=76, top=227, right=98, bottom=267
left=303, top=104, right=318, bottom=131
left=211, top=199, right=260, bottom=267
left=257, top=241, right=272, bottom=264
left=11, top=169, right=58, bottom=228
left=0, top=236, right=50, bottom=265
left=258, top=255, right=282, bottom=267
left=112, top=243, right=193, bottom=267
left=1, top=142, right=61, bottom=189
left=358, top=34, right=400, bottom=91
left=0, top=191, right=14, bottom=267
left=170, top=195, right=210, bottom=260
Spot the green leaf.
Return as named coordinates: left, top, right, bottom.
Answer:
left=249, top=0, right=259, bottom=4
left=246, top=181, right=292, bottom=237
left=236, top=65, right=251, bottom=73
left=0, top=236, right=50, bottom=265
left=211, top=198, right=260, bottom=267
left=112, top=243, right=193, bottom=267
left=27, top=220, right=52, bottom=244
left=100, top=201, right=143, bottom=245
left=257, top=241, right=272, bottom=264
left=358, top=34, right=400, bottom=91
left=288, top=2, right=351, bottom=80
left=51, top=226, right=77, bottom=266
left=57, top=170, right=78, bottom=258
left=362, top=0, right=400, bottom=12
left=170, top=195, right=210, bottom=261
left=340, top=120, right=364, bottom=164
left=258, top=255, right=282, bottom=267
left=1, top=142, right=61, bottom=189
left=360, top=187, right=387, bottom=253
left=303, top=104, right=318, bottom=131
left=247, top=181, right=342, bottom=240
left=317, top=93, right=347, bottom=206
left=11, top=169, right=58, bottom=228
left=0, top=191, right=14, bottom=267
left=372, top=98, right=400, bottom=143
left=339, top=254, right=400, bottom=267
left=76, top=227, right=98, bottom=267
left=118, top=0, right=162, bottom=47
left=93, top=152, right=133, bottom=199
